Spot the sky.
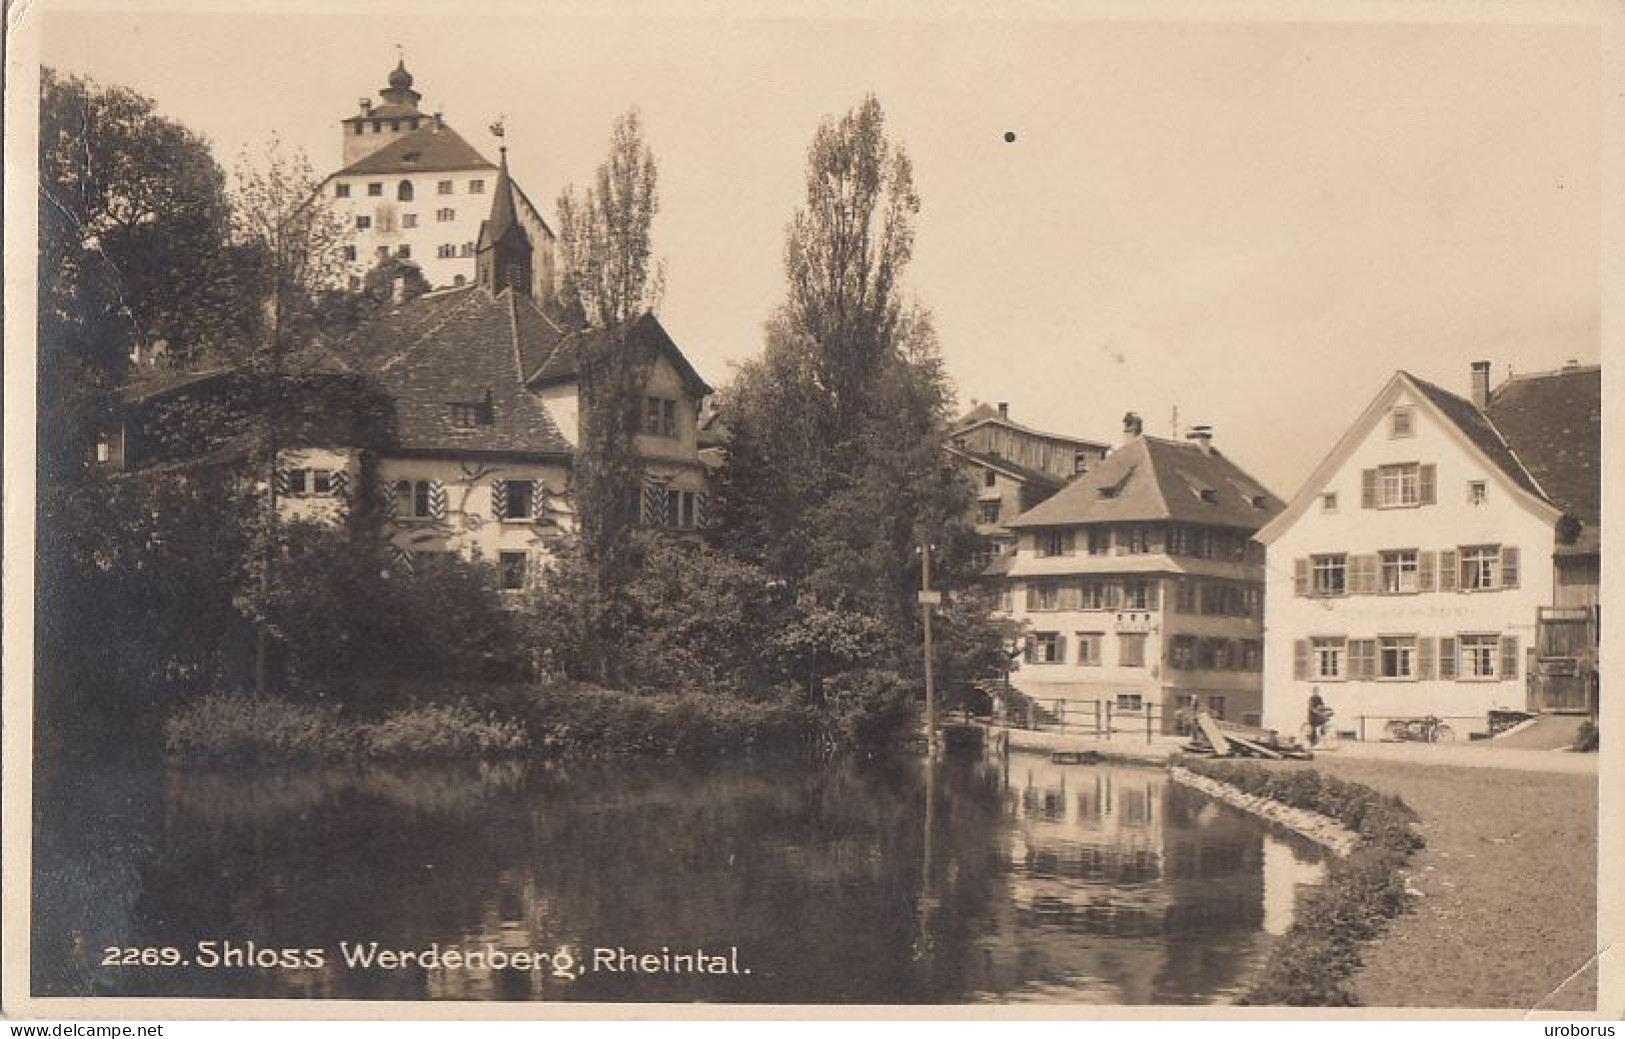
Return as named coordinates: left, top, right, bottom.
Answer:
left=36, top=2, right=1604, bottom=495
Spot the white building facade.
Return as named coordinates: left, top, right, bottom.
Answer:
left=1257, top=369, right=1562, bottom=740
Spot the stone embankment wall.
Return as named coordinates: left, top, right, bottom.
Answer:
left=1167, top=764, right=1361, bottom=856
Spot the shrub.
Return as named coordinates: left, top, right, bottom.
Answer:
left=1574, top=720, right=1599, bottom=753
left=1176, top=756, right=1423, bottom=1006
left=164, top=694, right=357, bottom=763
left=820, top=669, right=921, bottom=748
left=363, top=701, right=530, bottom=758
left=506, top=682, right=817, bottom=757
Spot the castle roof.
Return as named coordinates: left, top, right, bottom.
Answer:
left=334, top=123, right=496, bottom=178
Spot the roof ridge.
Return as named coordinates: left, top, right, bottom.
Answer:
left=505, top=289, right=525, bottom=383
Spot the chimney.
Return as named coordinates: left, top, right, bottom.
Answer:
left=433, top=111, right=444, bottom=131
left=1186, top=425, right=1214, bottom=455
left=359, top=98, right=373, bottom=115
left=1470, top=360, right=1491, bottom=409
left=1122, top=411, right=1143, bottom=443
left=997, top=402, right=1009, bottom=420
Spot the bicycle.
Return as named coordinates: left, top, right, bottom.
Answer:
left=1298, top=721, right=1340, bottom=750
left=1384, top=715, right=1456, bottom=743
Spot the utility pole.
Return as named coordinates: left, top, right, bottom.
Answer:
left=919, top=540, right=940, bottom=755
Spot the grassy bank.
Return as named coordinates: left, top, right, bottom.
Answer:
left=1175, top=756, right=1424, bottom=1006
left=165, top=676, right=914, bottom=764
left=1287, top=755, right=1599, bottom=1010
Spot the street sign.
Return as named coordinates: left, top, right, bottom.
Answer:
left=917, top=590, right=941, bottom=605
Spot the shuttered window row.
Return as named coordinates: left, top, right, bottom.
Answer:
left=1292, top=634, right=1519, bottom=681
left=1294, top=546, right=1519, bottom=596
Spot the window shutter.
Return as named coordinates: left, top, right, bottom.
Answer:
left=1056, top=635, right=1068, bottom=663
left=1058, top=582, right=1081, bottom=611
left=273, top=467, right=291, bottom=496
left=1024, top=637, right=1037, bottom=665
left=1440, top=549, right=1458, bottom=591
left=1063, top=530, right=1076, bottom=554
left=642, top=484, right=668, bottom=527
left=1105, top=582, right=1122, bottom=609
left=1418, top=550, right=1437, bottom=592
left=1361, top=468, right=1378, bottom=508
left=1500, top=636, right=1519, bottom=679
left=1146, top=581, right=1161, bottom=610
left=379, top=479, right=400, bottom=520
left=532, top=482, right=549, bottom=522
left=1025, top=584, right=1039, bottom=611
left=490, top=480, right=509, bottom=521
left=1417, top=637, right=1436, bottom=681
left=1294, top=559, right=1309, bottom=597
left=1500, top=546, right=1520, bottom=588
left=694, top=492, right=710, bottom=529
left=427, top=481, right=448, bottom=521
left=1293, top=639, right=1309, bottom=680
left=329, top=469, right=350, bottom=507
left=1146, top=528, right=1164, bottom=554
left=1350, top=555, right=1375, bottom=595
left=1439, top=637, right=1457, bottom=680
left=1419, top=464, right=1437, bottom=505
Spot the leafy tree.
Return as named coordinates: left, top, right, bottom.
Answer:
left=714, top=96, right=989, bottom=685
left=552, top=109, right=666, bottom=682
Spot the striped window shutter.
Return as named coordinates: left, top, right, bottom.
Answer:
left=379, top=479, right=399, bottom=520
left=1440, top=549, right=1459, bottom=591
left=1440, top=637, right=1457, bottom=680
left=1418, top=550, right=1437, bottom=592
left=1500, top=546, right=1520, bottom=588
left=273, top=467, right=291, bottom=496
left=1419, top=464, right=1437, bottom=505
left=1500, top=636, right=1519, bottom=679
left=427, top=481, right=448, bottom=521
left=1293, top=639, right=1309, bottom=680
left=1294, top=558, right=1309, bottom=596
left=490, top=480, right=509, bottom=521
left=642, top=484, right=668, bottom=527
left=694, top=492, right=710, bottom=529
left=390, top=545, right=413, bottom=573
left=1361, top=468, right=1378, bottom=509
left=531, top=482, right=549, bottom=522
left=1417, top=637, right=1436, bottom=681
left=329, top=469, right=350, bottom=505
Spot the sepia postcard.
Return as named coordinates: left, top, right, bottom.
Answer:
left=4, top=0, right=1622, bottom=1022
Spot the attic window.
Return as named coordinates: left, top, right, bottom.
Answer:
left=1098, top=486, right=1119, bottom=499
left=1194, top=487, right=1218, bottom=503
left=401, top=152, right=422, bottom=164
left=450, top=401, right=493, bottom=428
left=1250, top=494, right=1269, bottom=509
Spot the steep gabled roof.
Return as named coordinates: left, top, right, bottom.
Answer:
left=334, top=123, right=497, bottom=177
left=1485, top=365, right=1601, bottom=528
left=1406, top=372, right=1545, bottom=501
left=1008, top=435, right=1282, bottom=531
left=1256, top=370, right=1566, bottom=545
left=336, top=283, right=573, bottom=456
left=526, top=312, right=713, bottom=398
left=950, top=409, right=1110, bottom=452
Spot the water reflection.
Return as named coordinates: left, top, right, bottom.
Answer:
left=32, top=752, right=1323, bottom=1004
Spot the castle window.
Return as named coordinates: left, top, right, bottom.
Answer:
left=371, top=121, right=381, bottom=133
left=335, top=183, right=351, bottom=198
left=402, top=214, right=418, bottom=229
left=437, top=208, right=455, bottom=222
left=469, top=179, right=486, bottom=194
left=397, top=181, right=414, bottom=202
left=438, top=244, right=455, bottom=258
left=367, top=182, right=383, bottom=196
left=342, top=245, right=357, bottom=261
left=376, top=246, right=389, bottom=258
left=438, top=180, right=454, bottom=195
left=396, top=245, right=411, bottom=259
left=460, top=242, right=475, bottom=257
left=355, top=215, right=372, bottom=230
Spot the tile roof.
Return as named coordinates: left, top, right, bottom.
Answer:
left=1007, top=435, right=1283, bottom=531
left=334, top=123, right=497, bottom=177
left=337, top=284, right=574, bottom=456
left=527, top=314, right=713, bottom=397
left=1485, top=365, right=1601, bottom=528
left=1404, top=372, right=1547, bottom=502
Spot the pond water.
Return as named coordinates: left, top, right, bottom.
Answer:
left=32, top=752, right=1324, bottom=1004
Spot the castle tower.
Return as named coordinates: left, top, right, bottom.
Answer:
left=341, top=59, right=431, bottom=167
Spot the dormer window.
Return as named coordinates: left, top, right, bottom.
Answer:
left=450, top=400, right=493, bottom=428
left=1390, top=407, right=1415, bottom=438
left=1197, top=488, right=1218, bottom=503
